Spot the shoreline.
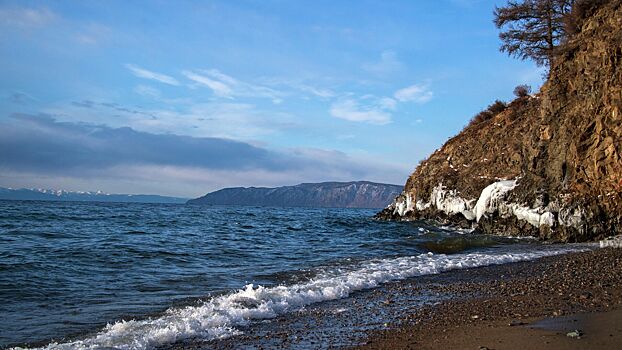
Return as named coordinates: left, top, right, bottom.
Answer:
left=185, top=246, right=622, bottom=349
left=357, top=248, right=622, bottom=350
left=11, top=246, right=618, bottom=349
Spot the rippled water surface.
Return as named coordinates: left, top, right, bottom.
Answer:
left=0, top=200, right=585, bottom=349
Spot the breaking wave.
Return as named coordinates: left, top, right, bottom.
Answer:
left=22, top=245, right=590, bottom=350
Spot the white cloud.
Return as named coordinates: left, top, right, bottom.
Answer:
left=378, top=97, right=397, bottom=110
left=297, top=84, right=335, bottom=98
left=329, top=99, right=391, bottom=125
left=184, top=102, right=297, bottom=139
left=45, top=98, right=298, bottom=141
left=125, top=64, right=180, bottom=86
left=362, top=50, right=403, bottom=75
left=182, top=69, right=282, bottom=102
left=182, top=70, right=233, bottom=97
left=394, top=84, right=433, bottom=103
left=0, top=6, right=56, bottom=28
left=257, top=77, right=336, bottom=100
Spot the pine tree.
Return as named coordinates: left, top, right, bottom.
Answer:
left=494, top=0, right=575, bottom=66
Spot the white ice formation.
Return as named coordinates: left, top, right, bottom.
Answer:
left=390, top=178, right=584, bottom=230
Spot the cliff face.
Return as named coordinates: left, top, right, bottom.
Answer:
left=188, top=181, right=403, bottom=208
left=378, top=0, right=622, bottom=242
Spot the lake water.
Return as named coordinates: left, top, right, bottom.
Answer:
left=0, top=200, right=588, bottom=349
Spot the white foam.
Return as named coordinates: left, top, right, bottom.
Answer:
left=18, top=246, right=590, bottom=350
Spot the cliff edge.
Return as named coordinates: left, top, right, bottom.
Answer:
left=378, top=0, right=622, bottom=242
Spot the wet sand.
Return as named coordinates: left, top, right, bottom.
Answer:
left=358, top=248, right=622, bottom=350
left=360, top=309, right=622, bottom=350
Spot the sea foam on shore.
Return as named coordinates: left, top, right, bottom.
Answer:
left=21, top=245, right=591, bottom=350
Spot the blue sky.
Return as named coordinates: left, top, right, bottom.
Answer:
left=0, top=0, right=544, bottom=197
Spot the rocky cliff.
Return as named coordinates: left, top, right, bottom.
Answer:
left=378, top=0, right=622, bottom=242
left=188, top=181, right=403, bottom=208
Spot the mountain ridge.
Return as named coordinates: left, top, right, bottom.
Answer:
left=188, top=181, right=403, bottom=208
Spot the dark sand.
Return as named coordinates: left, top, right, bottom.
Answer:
left=359, top=309, right=622, bottom=350
left=358, top=248, right=622, bottom=350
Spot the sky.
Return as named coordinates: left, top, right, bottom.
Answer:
left=0, top=0, right=545, bottom=198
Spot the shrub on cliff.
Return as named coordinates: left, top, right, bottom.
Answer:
left=513, top=84, right=532, bottom=98
left=488, top=100, right=509, bottom=114
left=468, top=100, right=507, bottom=127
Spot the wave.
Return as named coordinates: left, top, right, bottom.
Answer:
left=17, top=245, right=591, bottom=350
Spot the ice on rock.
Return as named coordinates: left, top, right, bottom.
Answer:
left=430, top=184, right=476, bottom=220
left=393, top=194, right=415, bottom=216
left=391, top=178, right=579, bottom=230
left=474, top=180, right=517, bottom=221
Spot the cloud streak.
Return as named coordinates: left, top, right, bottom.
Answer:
left=329, top=98, right=392, bottom=125
left=183, top=69, right=282, bottom=103
left=394, top=84, right=433, bottom=103
left=125, top=64, right=180, bottom=86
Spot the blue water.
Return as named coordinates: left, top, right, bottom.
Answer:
left=0, top=200, right=585, bottom=349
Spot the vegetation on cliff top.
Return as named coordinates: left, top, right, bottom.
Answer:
left=494, top=0, right=609, bottom=67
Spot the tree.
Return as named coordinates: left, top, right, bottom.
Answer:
left=494, top=0, right=575, bottom=67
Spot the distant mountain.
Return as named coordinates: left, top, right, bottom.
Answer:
left=0, top=187, right=187, bottom=204
left=187, top=181, right=403, bottom=208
